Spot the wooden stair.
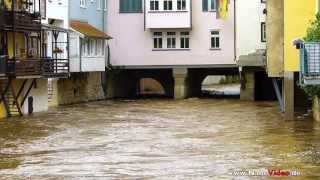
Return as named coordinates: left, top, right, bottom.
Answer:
left=0, top=79, right=23, bottom=117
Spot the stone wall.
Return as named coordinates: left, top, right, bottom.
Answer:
left=57, top=72, right=105, bottom=105
left=313, top=96, right=320, bottom=122
left=87, top=72, right=105, bottom=101
left=240, top=71, right=255, bottom=101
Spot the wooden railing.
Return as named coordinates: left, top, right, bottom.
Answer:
left=3, top=11, right=41, bottom=31
left=7, top=58, right=41, bottom=77
left=42, top=58, right=69, bottom=78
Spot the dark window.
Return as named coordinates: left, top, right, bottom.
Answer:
left=261, top=22, right=266, bottom=42
left=120, top=0, right=142, bottom=13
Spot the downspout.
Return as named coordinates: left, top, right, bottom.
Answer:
left=233, top=0, right=236, bottom=62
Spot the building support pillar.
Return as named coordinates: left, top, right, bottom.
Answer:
left=240, top=71, right=255, bottom=101
left=173, top=68, right=188, bottom=99
left=284, top=72, right=295, bottom=120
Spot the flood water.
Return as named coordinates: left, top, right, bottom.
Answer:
left=0, top=99, right=320, bottom=179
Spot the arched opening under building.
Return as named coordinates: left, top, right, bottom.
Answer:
left=201, top=75, right=240, bottom=98
left=137, top=78, right=167, bottom=98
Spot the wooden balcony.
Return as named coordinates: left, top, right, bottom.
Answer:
left=2, top=11, right=41, bottom=32
left=7, top=58, right=42, bottom=77
left=0, top=0, right=44, bottom=32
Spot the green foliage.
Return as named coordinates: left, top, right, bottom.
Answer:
left=219, top=76, right=240, bottom=84
left=302, top=85, right=320, bottom=97
left=304, top=13, right=320, bottom=42
left=302, top=13, right=320, bottom=97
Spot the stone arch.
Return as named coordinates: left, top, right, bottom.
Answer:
left=135, top=76, right=174, bottom=98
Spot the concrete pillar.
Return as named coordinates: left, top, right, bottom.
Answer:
left=86, top=72, right=105, bottom=101
left=173, top=68, right=188, bottom=99
left=284, top=72, right=295, bottom=120
left=240, top=71, right=255, bottom=101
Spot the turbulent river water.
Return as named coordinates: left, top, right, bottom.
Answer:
left=0, top=99, right=320, bottom=179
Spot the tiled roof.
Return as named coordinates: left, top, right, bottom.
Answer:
left=70, top=21, right=111, bottom=39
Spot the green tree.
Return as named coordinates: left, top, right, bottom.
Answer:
left=304, top=13, right=320, bottom=41
left=302, top=13, right=320, bottom=97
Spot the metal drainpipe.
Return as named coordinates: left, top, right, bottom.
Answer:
left=234, top=0, right=236, bottom=62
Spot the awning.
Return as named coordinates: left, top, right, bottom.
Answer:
left=70, top=21, right=112, bottom=39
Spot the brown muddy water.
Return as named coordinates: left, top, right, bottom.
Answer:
left=0, top=99, right=320, bottom=179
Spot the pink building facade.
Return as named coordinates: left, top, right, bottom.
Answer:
left=107, top=0, right=236, bottom=68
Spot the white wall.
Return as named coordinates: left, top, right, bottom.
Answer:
left=236, top=0, right=266, bottom=59
left=44, top=0, right=69, bottom=29
left=81, top=57, right=106, bottom=72
left=22, top=79, right=48, bottom=114
left=107, top=0, right=236, bottom=67
left=145, top=0, right=191, bottom=29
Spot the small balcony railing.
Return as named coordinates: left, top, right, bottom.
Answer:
left=42, top=58, right=69, bottom=78
left=296, top=41, right=320, bottom=85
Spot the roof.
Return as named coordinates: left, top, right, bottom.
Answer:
left=42, top=24, right=69, bottom=33
left=70, top=21, right=112, bottom=39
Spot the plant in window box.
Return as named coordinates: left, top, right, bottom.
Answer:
left=53, top=47, right=63, bottom=54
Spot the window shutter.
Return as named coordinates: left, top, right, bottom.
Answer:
left=202, top=0, right=208, bottom=11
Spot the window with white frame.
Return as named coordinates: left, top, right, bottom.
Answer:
left=82, top=38, right=105, bottom=57
left=97, top=0, right=102, bottom=10
left=211, top=30, right=220, bottom=49
left=180, top=32, right=189, bottom=49
left=164, top=0, right=173, bottom=10
left=202, top=0, right=216, bottom=11
left=167, top=32, right=176, bottom=48
left=177, top=0, right=186, bottom=10
left=153, top=32, right=163, bottom=49
left=80, top=0, right=87, bottom=8
left=150, top=0, right=159, bottom=10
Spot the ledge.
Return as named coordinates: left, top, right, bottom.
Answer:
left=210, top=48, right=221, bottom=51
left=148, top=10, right=189, bottom=13
left=152, top=48, right=191, bottom=51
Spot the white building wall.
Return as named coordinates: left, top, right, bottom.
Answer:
left=145, top=0, right=191, bottom=29
left=235, top=0, right=266, bottom=59
left=107, top=0, right=236, bottom=67
left=22, top=79, right=48, bottom=114
left=44, top=0, right=69, bottom=29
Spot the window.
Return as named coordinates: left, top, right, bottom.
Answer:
left=261, top=22, right=266, bottom=42
left=82, top=39, right=89, bottom=56
left=167, top=32, right=176, bottom=49
left=153, top=32, right=163, bottom=49
left=211, top=31, right=220, bottom=49
left=150, top=0, right=159, bottom=11
left=180, top=32, right=189, bottom=49
left=177, top=0, right=186, bottom=10
left=202, top=0, right=216, bottom=11
left=82, top=39, right=105, bottom=57
left=120, top=0, right=142, bottom=13
left=80, top=0, right=87, bottom=8
left=164, top=0, right=172, bottom=10
left=97, top=0, right=102, bottom=10
left=104, top=0, right=107, bottom=10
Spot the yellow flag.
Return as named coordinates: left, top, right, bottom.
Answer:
left=218, top=0, right=229, bottom=20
